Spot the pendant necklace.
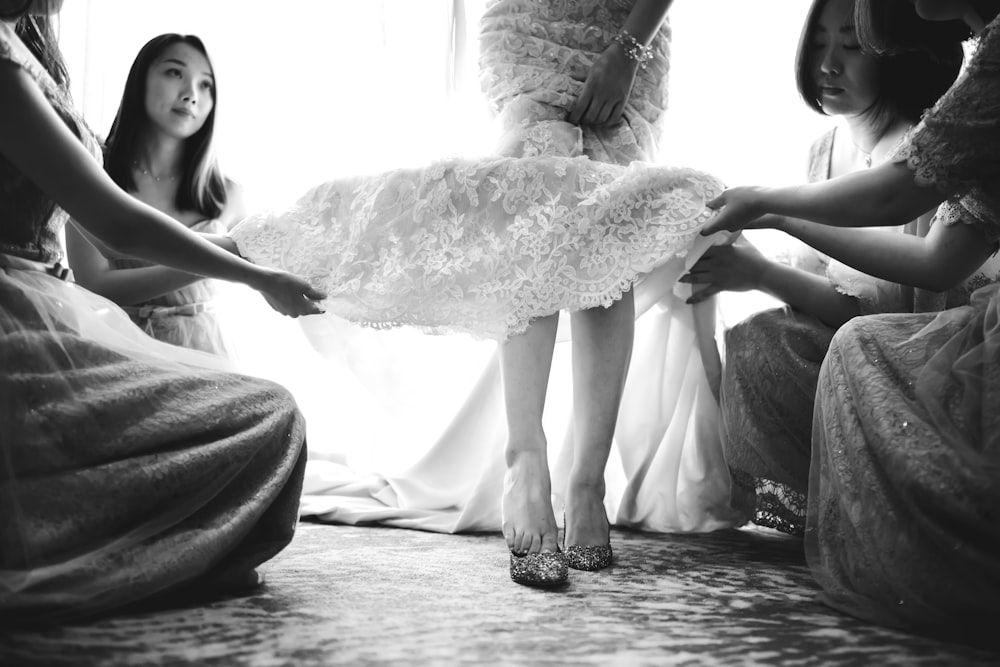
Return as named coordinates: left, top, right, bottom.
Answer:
left=854, top=145, right=873, bottom=169
left=134, top=161, right=178, bottom=182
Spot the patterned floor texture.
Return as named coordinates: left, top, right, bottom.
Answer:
left=2, top=522, right=998, bottom=666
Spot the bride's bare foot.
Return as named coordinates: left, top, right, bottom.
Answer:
left=564, top=482, right=612, bottom=571
left=502, top=448, right=559, bottom=556
left=564, top=481, right=611, bottom=548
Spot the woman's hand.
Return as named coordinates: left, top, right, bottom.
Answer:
left=700, top=186, right=772, bottom=236
left=568, top=43, right=638, bottom=127
left=680, top=239, right=771, bottom=304
left=250, top=268, right=327, bottom=318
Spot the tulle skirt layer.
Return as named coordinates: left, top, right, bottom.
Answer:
left=809, top=283, right=1000, bottom=636
left=0, top=266, right=307, bottom=622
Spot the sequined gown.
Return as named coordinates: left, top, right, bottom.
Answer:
left=721, top=129, right=1000, bottom=536
left=113, top=218, right=235, bottom=358
left=0, top=24, right=307, bottom=622
left=807, top=17, right=1000, bottom=635
left=232, top=0, right=741, bottom=534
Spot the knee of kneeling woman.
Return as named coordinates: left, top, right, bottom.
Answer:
left=724, top=308, right=789, bottom=373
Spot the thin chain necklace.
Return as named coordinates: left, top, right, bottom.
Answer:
left=857, top=147, right=873, bottom=169
left=133, top=161, right=179, bottom=182
left=853, top=124, right=892, bottom=169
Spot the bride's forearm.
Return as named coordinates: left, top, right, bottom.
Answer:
left=622, top=0, right=673, bottom=44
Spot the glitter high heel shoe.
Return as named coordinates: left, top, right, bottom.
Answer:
left=563, top=513, right=613, bottom=571
left=509, top=550, right=568, bottom=586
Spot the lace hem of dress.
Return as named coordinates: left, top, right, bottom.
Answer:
left=754, top=479, right=806, bottom=537
left=232, top=158, right=724, bottom=341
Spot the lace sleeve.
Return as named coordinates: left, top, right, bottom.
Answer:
left=0, top=22, right=18, bottom=65
left=0, top=22, right=42, bottom=80
left=896, top=19, right=1000, bottom=192
left=889, top=17, right=1000, bottom=243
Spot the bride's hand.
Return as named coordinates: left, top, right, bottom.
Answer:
left=568, top=43, right=637, bottom=127
left=251, top=268, right=327, bottom=318
left=700, top=186, right=770, bottom=236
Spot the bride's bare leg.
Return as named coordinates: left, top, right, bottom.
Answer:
left=566, top=289, right=634, bottom=553
left=500, top=314, right=560, bottom=556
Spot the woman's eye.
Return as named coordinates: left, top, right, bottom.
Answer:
left=165, top=68, right=182, bottom=77
left=200, top=81, right=214, bottom=93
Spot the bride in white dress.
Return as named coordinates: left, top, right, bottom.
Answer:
left=232, top=0, right=743, bottom=585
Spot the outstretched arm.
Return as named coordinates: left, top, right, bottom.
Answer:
left=775, top=209, right=992, bottom=291
left=568, top=0, right=674, bottom=127
left=66, top=220, right=205, bottom=305
left=681, top=238, right=862, bottom=327
left=0, top=61, right=324, bottom=317
left=701, top=160, right=947, bottom=236
left=66, top=181, right=250, bottom=305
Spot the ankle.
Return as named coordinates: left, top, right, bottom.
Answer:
left=505, top=438, right=548, bottom=467
left=567, top=478, right=606, bottom=499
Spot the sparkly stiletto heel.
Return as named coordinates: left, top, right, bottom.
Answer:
left=563, top=513, right=613, bottom=571
left=509, top=550, right=568, bottom=586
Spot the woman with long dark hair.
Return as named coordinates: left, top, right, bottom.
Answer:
left=0, top=0, right=324, bottom=622
left=68, top=33, right=242, bottom=357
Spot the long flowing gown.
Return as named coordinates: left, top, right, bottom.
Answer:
left=807, top=16, right=1000, bottom=636
left=231, top=0, right=742, bottom=534
left=721, top=128, right=1000, bottom=536
left=113, top=218, right=236, bottom=358
left=0, top=23, right=307, bottom=623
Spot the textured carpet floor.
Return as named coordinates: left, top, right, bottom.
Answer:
left=2, top=523, right=998, bottom=666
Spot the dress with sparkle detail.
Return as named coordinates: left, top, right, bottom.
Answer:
left=806, top=16, right=1000, bottom=635
left=0, top=22, right=307, bottom=623
left=721, top=128, right=1000, bottom=537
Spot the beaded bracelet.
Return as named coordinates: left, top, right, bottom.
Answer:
left=612, top=30, right=653, bottom=69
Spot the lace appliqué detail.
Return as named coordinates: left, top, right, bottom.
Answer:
left=231, top=156, right=724, bottom=341
left=479, top=0, right=671, bottom=164
left=754, top=479, right=806, bottom=537
left=886, top=19, right=1000, bottom=246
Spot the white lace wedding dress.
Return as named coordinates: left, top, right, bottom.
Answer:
left=228, top=0, right=743, bottom=535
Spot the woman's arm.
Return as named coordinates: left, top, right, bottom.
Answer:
left=568, top=0, right=673, bottom=126
left=681, top=240, right=862, bottom=327
left=66, top=179, right=251, bottom=305
left=0, top=61, right=323, bottom=316
left=701, top=160, right=948, bottom=236
left=66, top=221, right=205, bottom=305
left=775, top=210, right=992, bottom=291
left=619, top=0, right=674, bottom=45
